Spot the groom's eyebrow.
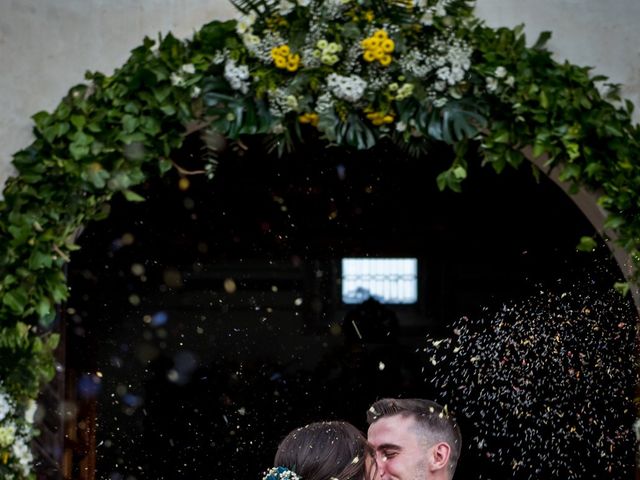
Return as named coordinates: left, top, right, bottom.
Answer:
left=377, top=443, right=402, bottom=451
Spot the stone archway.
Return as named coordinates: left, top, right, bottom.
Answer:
left=524, top=150, right=640, bottom=311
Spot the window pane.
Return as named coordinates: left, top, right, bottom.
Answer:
left=341, top=258, right=418, bottom=304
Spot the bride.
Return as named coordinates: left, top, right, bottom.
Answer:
left=263, top=421, right=373, bottom=480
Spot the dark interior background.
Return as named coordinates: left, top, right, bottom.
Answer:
left=64, top=134, right=634, bottom=479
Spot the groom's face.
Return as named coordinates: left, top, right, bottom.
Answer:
left=367, top=414, right=429, bottom=480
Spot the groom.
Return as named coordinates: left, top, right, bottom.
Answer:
left=367, top=398, right=462, bottom=480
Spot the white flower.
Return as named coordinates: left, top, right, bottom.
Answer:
left=0, top=422, right=17, bottom=448
left=396, top=121, right=407, bottom=132
left=236, top=12, right=257, bottom=35
left=297, top=0, right=312, bottom=5
left=12, top=437, right=33, bottom=476
left=243, top=33, right=261, bottom=49
left=495, top=66, right=507, bottom=78
left=170, top=72, right=186, bottom=87
left=486, top=76, right=499, bottom=93
left=212, top=50, right=226, bottom=65
left=278, top=0, right=296, bottom=15
left=224, top=60, right=251, bottom=94
left=268, top=88, right=300, bottom=116
left=24, top=400, right=37, bottom=424
left=285, top=95, right=299, bottom=110
left=180, top=64, right=196, bottom=75
left=326, top=42, right=341, bottom=54
left=420, top=11, right=434, bottom=25
left=0, top=390, right=12, bottom=422
left=395, top=83, right=414, bottom=101
left=327, top=73, right=367, bottom=103
left=191, top=86, right=202, bottom=99
left=505, top=75, right=516, bottom=87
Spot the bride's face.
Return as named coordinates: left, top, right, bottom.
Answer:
left=364, top=445, right=377, bottom=480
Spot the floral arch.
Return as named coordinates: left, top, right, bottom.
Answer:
left=1, top=0, right=640, bottom=477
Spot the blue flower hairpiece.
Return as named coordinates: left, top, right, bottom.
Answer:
left=263, top=466, right=302, bottom=480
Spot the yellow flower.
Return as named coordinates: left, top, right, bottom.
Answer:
left=379, top=54, right=392, bottom=67
left=364, top=10, right=375, bottom=22
left=299, top=112, right=319, bottom=126
left=286, top=53, right=301, bottom=72
left=374, top=29, right=388, bottom=40
left=277, top=45, right=290, bottom=56
left=381, top=38, right=395, bottom=53
left=366, top=110, right=395, bottom=126
left=361, top=30, right=393, bottom=66
left=363, top=50, right=376, bottom=62
left=272, top=46, right=301, bottom=72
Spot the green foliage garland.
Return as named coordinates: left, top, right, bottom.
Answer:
left=0, top=0, right=639, bottom=476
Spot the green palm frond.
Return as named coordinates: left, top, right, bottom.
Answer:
left=230, top=0, right=277, bottom=16
left=369, top=0, right=415, bottom=24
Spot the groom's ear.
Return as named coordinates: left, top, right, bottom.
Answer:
left=428, top=442, right=451, bottom=473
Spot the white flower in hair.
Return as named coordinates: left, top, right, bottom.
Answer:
left=263, top=466, right=302, bottom=480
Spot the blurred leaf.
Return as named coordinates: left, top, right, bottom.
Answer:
left=576, top=236, right=597, bottom=252
left=533, top=31, right=552, bottom=50
left=614, top=282, right=630, bottom=297
left=122, top=189, right=146, bottom=202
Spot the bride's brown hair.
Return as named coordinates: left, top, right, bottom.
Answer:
left=274, top=421, right=373, bottom=480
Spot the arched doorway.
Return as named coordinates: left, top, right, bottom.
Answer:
left=59, top=135, right=635, bottom=479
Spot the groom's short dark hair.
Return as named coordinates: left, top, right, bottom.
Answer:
left=367, top=398, right=462, bottom=476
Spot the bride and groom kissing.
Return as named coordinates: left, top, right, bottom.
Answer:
left=264, top=398, right=461, bottom=480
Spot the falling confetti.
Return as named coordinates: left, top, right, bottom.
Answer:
left=425, top=286, right=638, bottom=479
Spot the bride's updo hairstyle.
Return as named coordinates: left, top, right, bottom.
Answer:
left=274, top=421, right=372, bottom=480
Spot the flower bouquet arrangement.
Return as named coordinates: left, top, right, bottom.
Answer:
left=196, top=0, right=489, bottom=158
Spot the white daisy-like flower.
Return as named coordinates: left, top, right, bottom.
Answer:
left=495, top=66, right=507, bottom=78
left=486, top=76, right=499, bottom=93
left=180, top=64, right=196, bottom=75
left=327, top=73, right=367, bottom=103
left=24, top=400, right=37, bottom=424
left=224, top=60, right=251, bottom=94
left=236, top=12, right=257, bottom=35
left=278, top=0, right=296, bottom=15
left=420, top=11, right=434, bottom=25
left=12, top=437, right=33, bottom=476
left=170, top=72, right=186, bottom=87
left=0, top=422, right=17, bottom=448
left=212, top=50, right=226, bottom=65
left=0, top=390, right=12, bottom=422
